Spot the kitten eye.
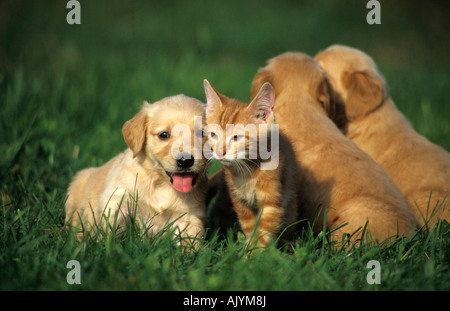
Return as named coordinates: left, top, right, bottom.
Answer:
left=158, top=132, right=170, bottom=140
left=209, top=132, right=218, bottom=140
left=233, top=135, right=243, bottom=142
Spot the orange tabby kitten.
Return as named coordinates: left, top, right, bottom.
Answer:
left=203, top=79, right=299, bottom=247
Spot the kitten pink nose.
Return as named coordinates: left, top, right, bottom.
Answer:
left=215, top=151, right=226, bottom=158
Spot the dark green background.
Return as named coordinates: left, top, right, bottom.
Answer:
left=0, top=0, right=449, bottom=290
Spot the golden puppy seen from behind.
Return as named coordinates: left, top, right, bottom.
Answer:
left=65, top=95, right=208, bottom=243
left=252, top=52, right=417, bottom=244
left=316, top=45, right=450, bottom=226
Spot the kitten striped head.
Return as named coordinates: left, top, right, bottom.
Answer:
left=203, top=79, right=276, bottom=170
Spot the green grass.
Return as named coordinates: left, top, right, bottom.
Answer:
left=1, top=0, right=450, bottom=291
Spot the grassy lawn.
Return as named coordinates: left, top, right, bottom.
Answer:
left=1, top=0, right=449, bottom=291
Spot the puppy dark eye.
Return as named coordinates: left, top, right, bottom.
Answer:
left=210, top=132, right=217, bottom=139
left=158, top=132, right=170, bottom=140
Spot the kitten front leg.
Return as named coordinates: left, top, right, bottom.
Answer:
left=255, top=204, right=284, bottom=247
left=232, top=196, right=284, bottom=248
left=230, top=198, right=258, bottom=242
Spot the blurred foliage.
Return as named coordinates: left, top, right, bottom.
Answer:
left=2, top=1, right=450, bottom=71
left=0, top=0, right=449, bottom=291
left=0, top=0, right=449, bottom=188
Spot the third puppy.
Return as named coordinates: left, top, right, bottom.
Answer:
left=252, top=52, right=417, bottom=243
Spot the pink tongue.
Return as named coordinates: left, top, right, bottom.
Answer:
left=171, top=173, right=196, bottom=192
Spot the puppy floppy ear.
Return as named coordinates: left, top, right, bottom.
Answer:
left=247, top=82, right=275, bottom=124
left=316, top=75, right=336, bottom=120
left=203, top=79, right=223, bottom=116
left=122, top=104, right=148, bottom=158
left=342, top=69, right=387, bottom=121
left=251, top=69, right=272, bottom=101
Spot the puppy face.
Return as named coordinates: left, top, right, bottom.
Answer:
left=315, top=45, right=388, bottom=121
left=122, top=95, right=207, bottom=192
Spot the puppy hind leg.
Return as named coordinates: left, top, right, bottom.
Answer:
left=328, top=198, right=411, bottom=245
left=96, top=188, right=133, bottom=235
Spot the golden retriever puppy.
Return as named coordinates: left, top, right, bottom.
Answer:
left=315, top=45, right=450, bottom=227
left=251, top=52, right=417, bottom=244
left=65, top=95, right=208, bottom=242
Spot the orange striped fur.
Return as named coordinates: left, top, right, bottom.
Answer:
left=203, top=80, right=299, bottom=247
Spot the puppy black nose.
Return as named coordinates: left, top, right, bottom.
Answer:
left=176, top=153, right=195, bottom=169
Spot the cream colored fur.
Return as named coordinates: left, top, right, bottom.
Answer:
left=65, top=95, right=208, bottom=241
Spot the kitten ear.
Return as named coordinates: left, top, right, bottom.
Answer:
left=247, top=82, right=275, bottom=124
left=203, top=79, right=222, bottom=116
